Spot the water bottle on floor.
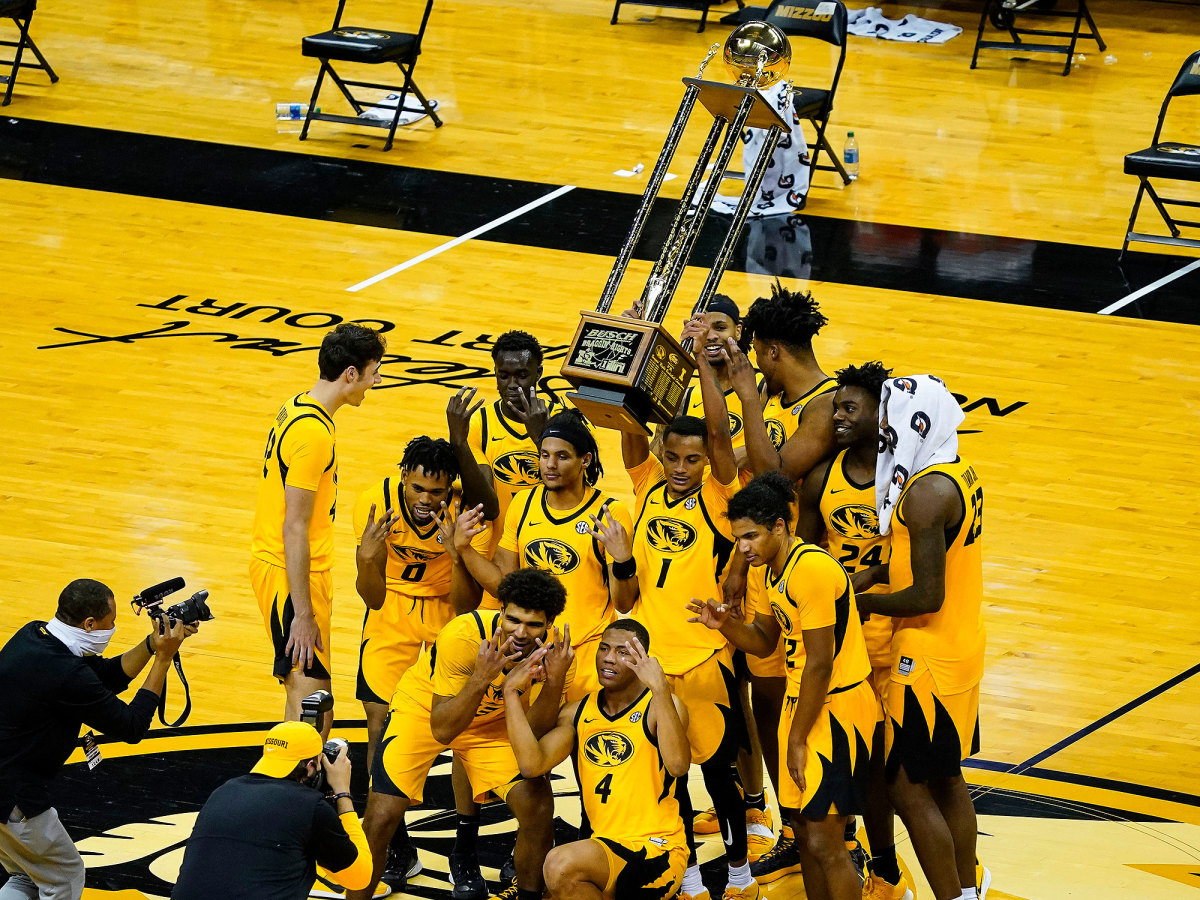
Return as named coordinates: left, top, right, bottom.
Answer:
left=275, top=102, right=319, bottom=134
left=843, top=131, right=859, bottom=181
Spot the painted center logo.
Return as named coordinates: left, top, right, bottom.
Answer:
left=583, top=731, right=634, bottom=767
left=493, top=451, right=541, bottom=487
left=645, top=518, right=697, bottom=554
left=524, top=539, right=580, bottom=575
left=828, top=505, right=880, bottom=540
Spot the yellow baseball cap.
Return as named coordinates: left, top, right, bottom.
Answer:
left=251, top=721, right=324, bottom=778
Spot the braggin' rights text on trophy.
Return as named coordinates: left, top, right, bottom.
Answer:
left=561, top=22, right=795, bottom=434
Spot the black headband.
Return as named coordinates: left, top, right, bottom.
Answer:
left=705, top=295, right=741, bottom=323
left=540, top=421, right=592, bottom=456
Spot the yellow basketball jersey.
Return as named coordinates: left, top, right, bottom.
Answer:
left=761, top=378, right=837, bottom=451
left=627, top=456, right=734, bottom=675
left=889, top=458, right=986, bottom=691
left=353, top=477, right=491, bottom=598
left=499, top=486, right=629, bottom=646
left=466, top=397, right=566, bottom=557
left=573, top=689, right=686, bottom=852
left=818, top=450, right=891, bottom=581
left=251, top=393, right=337, bottom=572
left=761, top=541, right=872, bottom=692
left=680, top=383, right=747, bottom=453
left=395, top=610, right=573, bottom=724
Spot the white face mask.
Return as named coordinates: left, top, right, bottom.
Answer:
left=46, top=618, right=116, bottom=657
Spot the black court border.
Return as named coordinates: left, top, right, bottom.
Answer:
left=1, top=116, right=1198, bottom=325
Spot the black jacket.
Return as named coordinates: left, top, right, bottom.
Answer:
left=172, top=774, right=361, bottom=900
left=0, top=621, right=159, bottom=818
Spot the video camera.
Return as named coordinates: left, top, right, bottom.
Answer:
left=131, top=577, right=215, bottom=627
left=300, top=690, right=348, bottom=793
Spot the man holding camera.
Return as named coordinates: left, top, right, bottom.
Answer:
left=173, top=721, right=371, bottom=900
left=0, top=578, right=194, bottom=900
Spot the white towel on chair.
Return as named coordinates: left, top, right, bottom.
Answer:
left=876, top=374, right=964, bottom=535
left=848, top=6, right=962, bottom=43
left=706, top=81, right=811, bottom=218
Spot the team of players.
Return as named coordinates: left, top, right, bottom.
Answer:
left=249, top=285, right=989, bottom=900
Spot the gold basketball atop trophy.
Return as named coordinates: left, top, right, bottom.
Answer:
left=723, top=21, right=791, bottom=87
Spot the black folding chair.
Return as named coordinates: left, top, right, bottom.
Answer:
left=971, top=0, right=1104, bottom=77
left=765, top=0, right=851, bottom=186
left=1120, top=51, right=1200, bottom=262
left=0, top=0, right=58, bottom=107
left=612, top=0, right=743, bottom=33
left=299, top=0, right=441, bottom=152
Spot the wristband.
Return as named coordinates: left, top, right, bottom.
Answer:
left=330, top=792, right=353, bottom=803
left=145, top=635, right=153, bottom=654
left=612, top=557, right=636, bottom=580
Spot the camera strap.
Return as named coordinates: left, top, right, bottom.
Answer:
left=157, top=653, right=193, bottom=727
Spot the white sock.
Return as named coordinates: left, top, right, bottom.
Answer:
left=681, top=865, right=705, bottom=895
left=727, top=860, right=754, bottom=889
left=961, top=889, right=978, bottom=900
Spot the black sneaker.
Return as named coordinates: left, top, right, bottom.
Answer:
left=499, top=855, right=516, bottom=886
left=749, top=827, right=802, bottom=884
left=380, top=843, right=421, bottom=892
left=846, top=836, right=869, bottom=884
left=448, top=852, right=487, bottom=900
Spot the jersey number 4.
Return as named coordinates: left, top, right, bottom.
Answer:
left=594, top=773, right=613, bottom=804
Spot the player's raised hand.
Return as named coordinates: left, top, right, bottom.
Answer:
left=358, top=503, right=398, bottom=562
left=476, top=629, right=522, bottom=684
left=447, top=386, right=485, bottom=445
left=720, top=572, right=746, bottom=620
left=432, top=501, right=462, bottom=560
left=680, top=314, right=709, bottom=349
left=621, top=638, right=668, bottom=693
left=505, top=386, right=549, bottom=443
left=536, top=624, right=574, bottom=684
left=589, top=507, right=633, bottom=565
left=723, top=337, right=759, bottom=399
left=686, top=597, right=732, bottom=631
left=503, top=649, right=546, bottom=696
left=453, top=503, right=487, bottom=553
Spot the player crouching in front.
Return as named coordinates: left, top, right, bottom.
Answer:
left=504, top=620, right=691, bottom=900
left=346, top=569, right=574, bottom=900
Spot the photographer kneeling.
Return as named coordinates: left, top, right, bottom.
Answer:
left=0, top=578, right=196, bottom=899
left=172, top=721, right=371, bottom=900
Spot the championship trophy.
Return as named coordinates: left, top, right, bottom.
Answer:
left=561, top=22, right=794, bottom=434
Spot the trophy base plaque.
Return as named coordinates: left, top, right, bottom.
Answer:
left=560, top=312, right=696, bottom=435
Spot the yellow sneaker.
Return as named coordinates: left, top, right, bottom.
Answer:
left=862, top=872, right=914, bottom=900
left=310, top=874, right=391, bottom=898
left=694, top=806, right=720, bottom=835
left=722, top=881, right=762, bottom=899
left=745, top=807, right=775, bottom=862
left=976, top=859, right=991, bottom=900
left=680, top=890, right=712, bottom=900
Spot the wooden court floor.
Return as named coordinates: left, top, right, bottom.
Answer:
left=0, top=0, right=1198, bottom=897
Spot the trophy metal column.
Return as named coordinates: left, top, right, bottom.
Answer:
left=560, top=22, right=795, bottom=434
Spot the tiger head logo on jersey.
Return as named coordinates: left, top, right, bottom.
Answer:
left=910, top=411, right=931, bottom=439
left=728, top=411, right=743, bottom=437
left=770, top=602, right=793, bottom=634
left=645, top=518, right=697, bottom=555
left=493, top=451, right=541, bottom=487
left=524, top=539, right=580, bottom=575
left=766, top=419, right=787, bottom=450
left=829, top=505, right=880, bottom=540
left=583, top=731, right=634, bottom=767
left=391, top=546, right=441, bottom=564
